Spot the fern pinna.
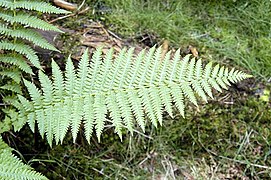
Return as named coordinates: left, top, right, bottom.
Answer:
left=18, top=47, right=251, bottom=146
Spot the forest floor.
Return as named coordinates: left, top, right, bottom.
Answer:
left=5, top=0, right=271, bottom=179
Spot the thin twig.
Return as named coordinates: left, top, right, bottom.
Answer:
left=49, top=7, right=90, bottom=23
left=107, top=29, right=123, bottom=41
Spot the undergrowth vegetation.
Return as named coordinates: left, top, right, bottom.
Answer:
left=10, top=96, right=271, bottom=179
left=1, top=0, right=271, bottom=179
left=96, top=0, right=271, bottom=79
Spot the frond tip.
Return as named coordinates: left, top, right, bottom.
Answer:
left=18, top=47, right=252, bottom=145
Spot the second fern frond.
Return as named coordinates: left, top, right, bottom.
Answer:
left=18, top=47, right=252, bottom=146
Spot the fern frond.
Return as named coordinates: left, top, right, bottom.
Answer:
left=191, top=59, right=208, bottom=102
left=71, top=96, right=84, bottom=143
left=1, top=83, right=22, bottom=94
left=202, top=62, right=213, bottom=98
left=107, top=92, right=123, bottom=140
left=18, top=47, right=252, bottom=145
left=116, top=91, right=134, bottom=134
left=75, top=49, right=90, bottom=95
left=0, top=0, right=69, bottom=14
left=65, top=56, right=76, bottom=96
left=0, top=55, right=33, bottom=74
left=0, top=24, right=59, bottom=51
left=0, top=68, right=21, bottom=84
left=59, top=97, right=71, bottom=143
left=0, top=41, right=41, bottom=69
left=159, top=86, right=173, bottom=117
left=83, top=95, right=95, bottom=144
left=17, top=95, right=35, bottom=132
left=3, top=95, right=22, bottom=109
left=0, top=11, right=62, bottom=32
left=52, top=60, right=64, bottom=100
left=38, top=71, right=54, bottom=146
left=23, top=79, right=45, bottom=138
left=139, top=88, right=158, bottom=127
left=94, top=94, right=107, bottom=142
left=0, top=137, right=48, bottom=180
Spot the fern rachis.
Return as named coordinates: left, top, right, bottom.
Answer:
left=17, top=46, right=252, bottom=146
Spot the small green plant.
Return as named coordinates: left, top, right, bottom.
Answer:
left=18, top=46, right=251, bottom=147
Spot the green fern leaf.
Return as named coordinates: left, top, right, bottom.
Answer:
left=18, top=95, right=35, bottom=132
left=128, top=49, right=145, bottom=87
left=178, top=54, right=190, bottom=82
left=0, top=25, right=59, bottom=51
left=116, top=91, right=134, bottom=134
left=192, top=59, right=208, bottom=102
left=0, top=137, right=48, bottom=180
left=94, top=94, right=107, bottom=142
left=0, top=55, right=33, bottom=74
left=18, top=47, right=251, bottom=145
left=105, top=48, right=127, bottom=90
left=149, top=87, right=163, bottom=125
left=171, top=84, right=185, bottom=117
left=118, top=47, right=135, bottom=88
left=38, top=71, right=55, bottom=146
left=169, top=49, right=181, bottom=83
left=91, top=48, right=114, bottom=92
left=71, top=96, right=84, bottom=142
left=138, top=47, right=156, bottom=86
left=217, top=66, right=228, bottom=89
left=3, top=96, right=22, bottom=109
left=159, top=86, right=173, bottom=117
left=59, top=97, right=72, bottom=143
left=0, top=41, right=41, bottom=69
left=23, top=79, right=46, bottom=138
left=181, top=81, right=198, bottom=106
left=85, top=47, right=103, bottom=92
left=107, top=92, right=123, bottom=140
left=65, top=56, right=76, bottom=95
left=83, top=95, right=95, bottom=144
left=222, top=67, right=231, bottom=86
left=139, top=88, right=158, bottom=127
left=75, top=49, right=90, bottom=95
left=0, top=0, right=69, bottom=14
left=52, top=60, right=64, bottom=101
left=1, top=83, right=22, bottom=94
left=128, top=90, right=145, bottom=132
left=0, top=11, right=62, bottom=32
left=158, top=50, right=171, bottom=83
left=202, top=62, right=213, bottom=98
left=149, top=46, right=162, bottom=85
left=0, top=68, right=21, bottom=83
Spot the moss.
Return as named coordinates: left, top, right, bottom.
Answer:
left=5, top=90, right=269, bottom=179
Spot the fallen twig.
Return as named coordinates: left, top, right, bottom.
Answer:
left=49, top=7, right=90, bottom=23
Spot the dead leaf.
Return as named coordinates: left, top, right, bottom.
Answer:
left=161, top=40, right=169, bottom=59
left=188, top=45, right=199, bottom=58
left=53, top=0, right=77, bottom=11
left=181, top=171, right=195, bottom=180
